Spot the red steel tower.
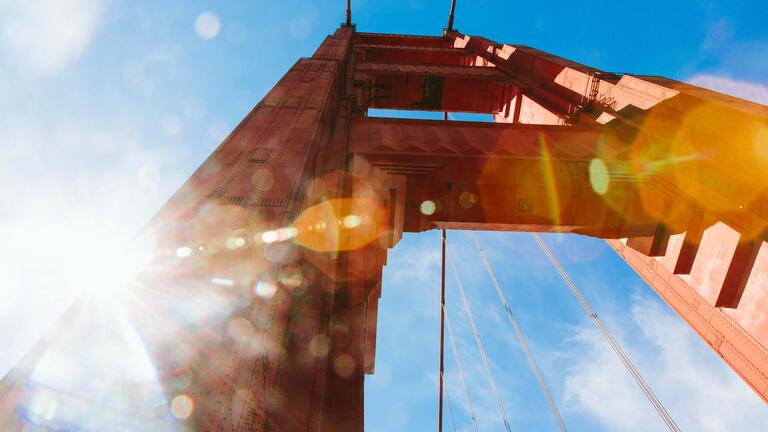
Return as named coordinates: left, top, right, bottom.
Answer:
left=1, top=21, right=767, bottom=431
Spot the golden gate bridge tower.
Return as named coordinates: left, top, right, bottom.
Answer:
left=1, top=2, right=767, bottom=431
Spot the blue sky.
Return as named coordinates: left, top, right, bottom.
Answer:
left=0, top=0, right=767, bottom=430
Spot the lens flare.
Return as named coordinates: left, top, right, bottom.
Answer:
left=171, top=394, right=194, bottom=419
left=226, top=236, right=246, bottom=249
left=261, top=230, right=279, bottom=244
left=589, top=158, right=610, bottom=195
left=293, top=198, right=386, bottom=252
left=210, top=277, right=234, bottom=287
left=22, top=294, right=171, bottom=430
left=538, top=134, right=562, bottom=227
left=255, top=280, right=277, bottom=299
left=420, top=200, right=436, bottom=215
left=343, top=214, right=362, bottom=228
left=194, top=12, right=221, bottom=40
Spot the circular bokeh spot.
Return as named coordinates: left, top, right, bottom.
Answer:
left=420, top=200, right=436, bottom=215
left=589, top=158, right=610, bottom=195
left=194, top=12, right=221, bottom=40
left=171, top=394, right=194, bottom=419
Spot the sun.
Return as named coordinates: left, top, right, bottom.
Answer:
left=52, top=222, right=155, bottom=299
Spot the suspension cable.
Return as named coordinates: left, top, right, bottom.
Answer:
left=444, top=304, right=479, bottom=432
left=447, top=245, right=512, bottom=432
left=345, top=0, right=352, bottom=26
left=441, top=370, right=458, bottom=432
left=472, top=233, right=568, bottom=432
left=433, top=230, right=477, bottom=432
left=446, top=0, right=457, bottom=31
left=531, top=233, right=681, bottom=432
left=439, top=229, right=447, bottom=432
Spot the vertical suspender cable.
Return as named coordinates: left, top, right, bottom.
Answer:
left=441, top=370, right=458, bottom=432
left=439, top=230, right=447, bottom=432
left=471, top=233, right=568, bottom=432
left=446, top=0, right=457, bottom=31
left=345, top=0, right=352, bottom=26
left=531, top=233, right=681, bottom=432
left=444, top=306, right=479, bottom=432
left=447, top=245, right=512, bottom=432
left=433, top=230, right=477, bottom=431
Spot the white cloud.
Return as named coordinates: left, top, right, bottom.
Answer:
left=0, top=0, right=105, bottom=74
left=563, top=294, right=768, bottom=431
left=687, top=74, right=768, bottom=106
left=702, top=18, right=732, bottom=51
left=387, top=234, right=442, bottom=285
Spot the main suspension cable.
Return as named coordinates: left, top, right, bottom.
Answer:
left=531, top=233, right=681, bottom=432
left=444, top=304, right=479, bottom=432
left=472, top=233, right=568, bottom=432
left=447, top=245, right=512, bottom=432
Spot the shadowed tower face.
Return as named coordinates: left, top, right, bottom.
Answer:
left=1, top=24, right=767, bottom=431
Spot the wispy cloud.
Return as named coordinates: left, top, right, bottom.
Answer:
left=563, top=294, right=768, bottom=431
left=687, top=74, right=768, bottom=106
left=0, top=0, right=105, bottom=74
left=386, top=233, right=442, bottom=285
